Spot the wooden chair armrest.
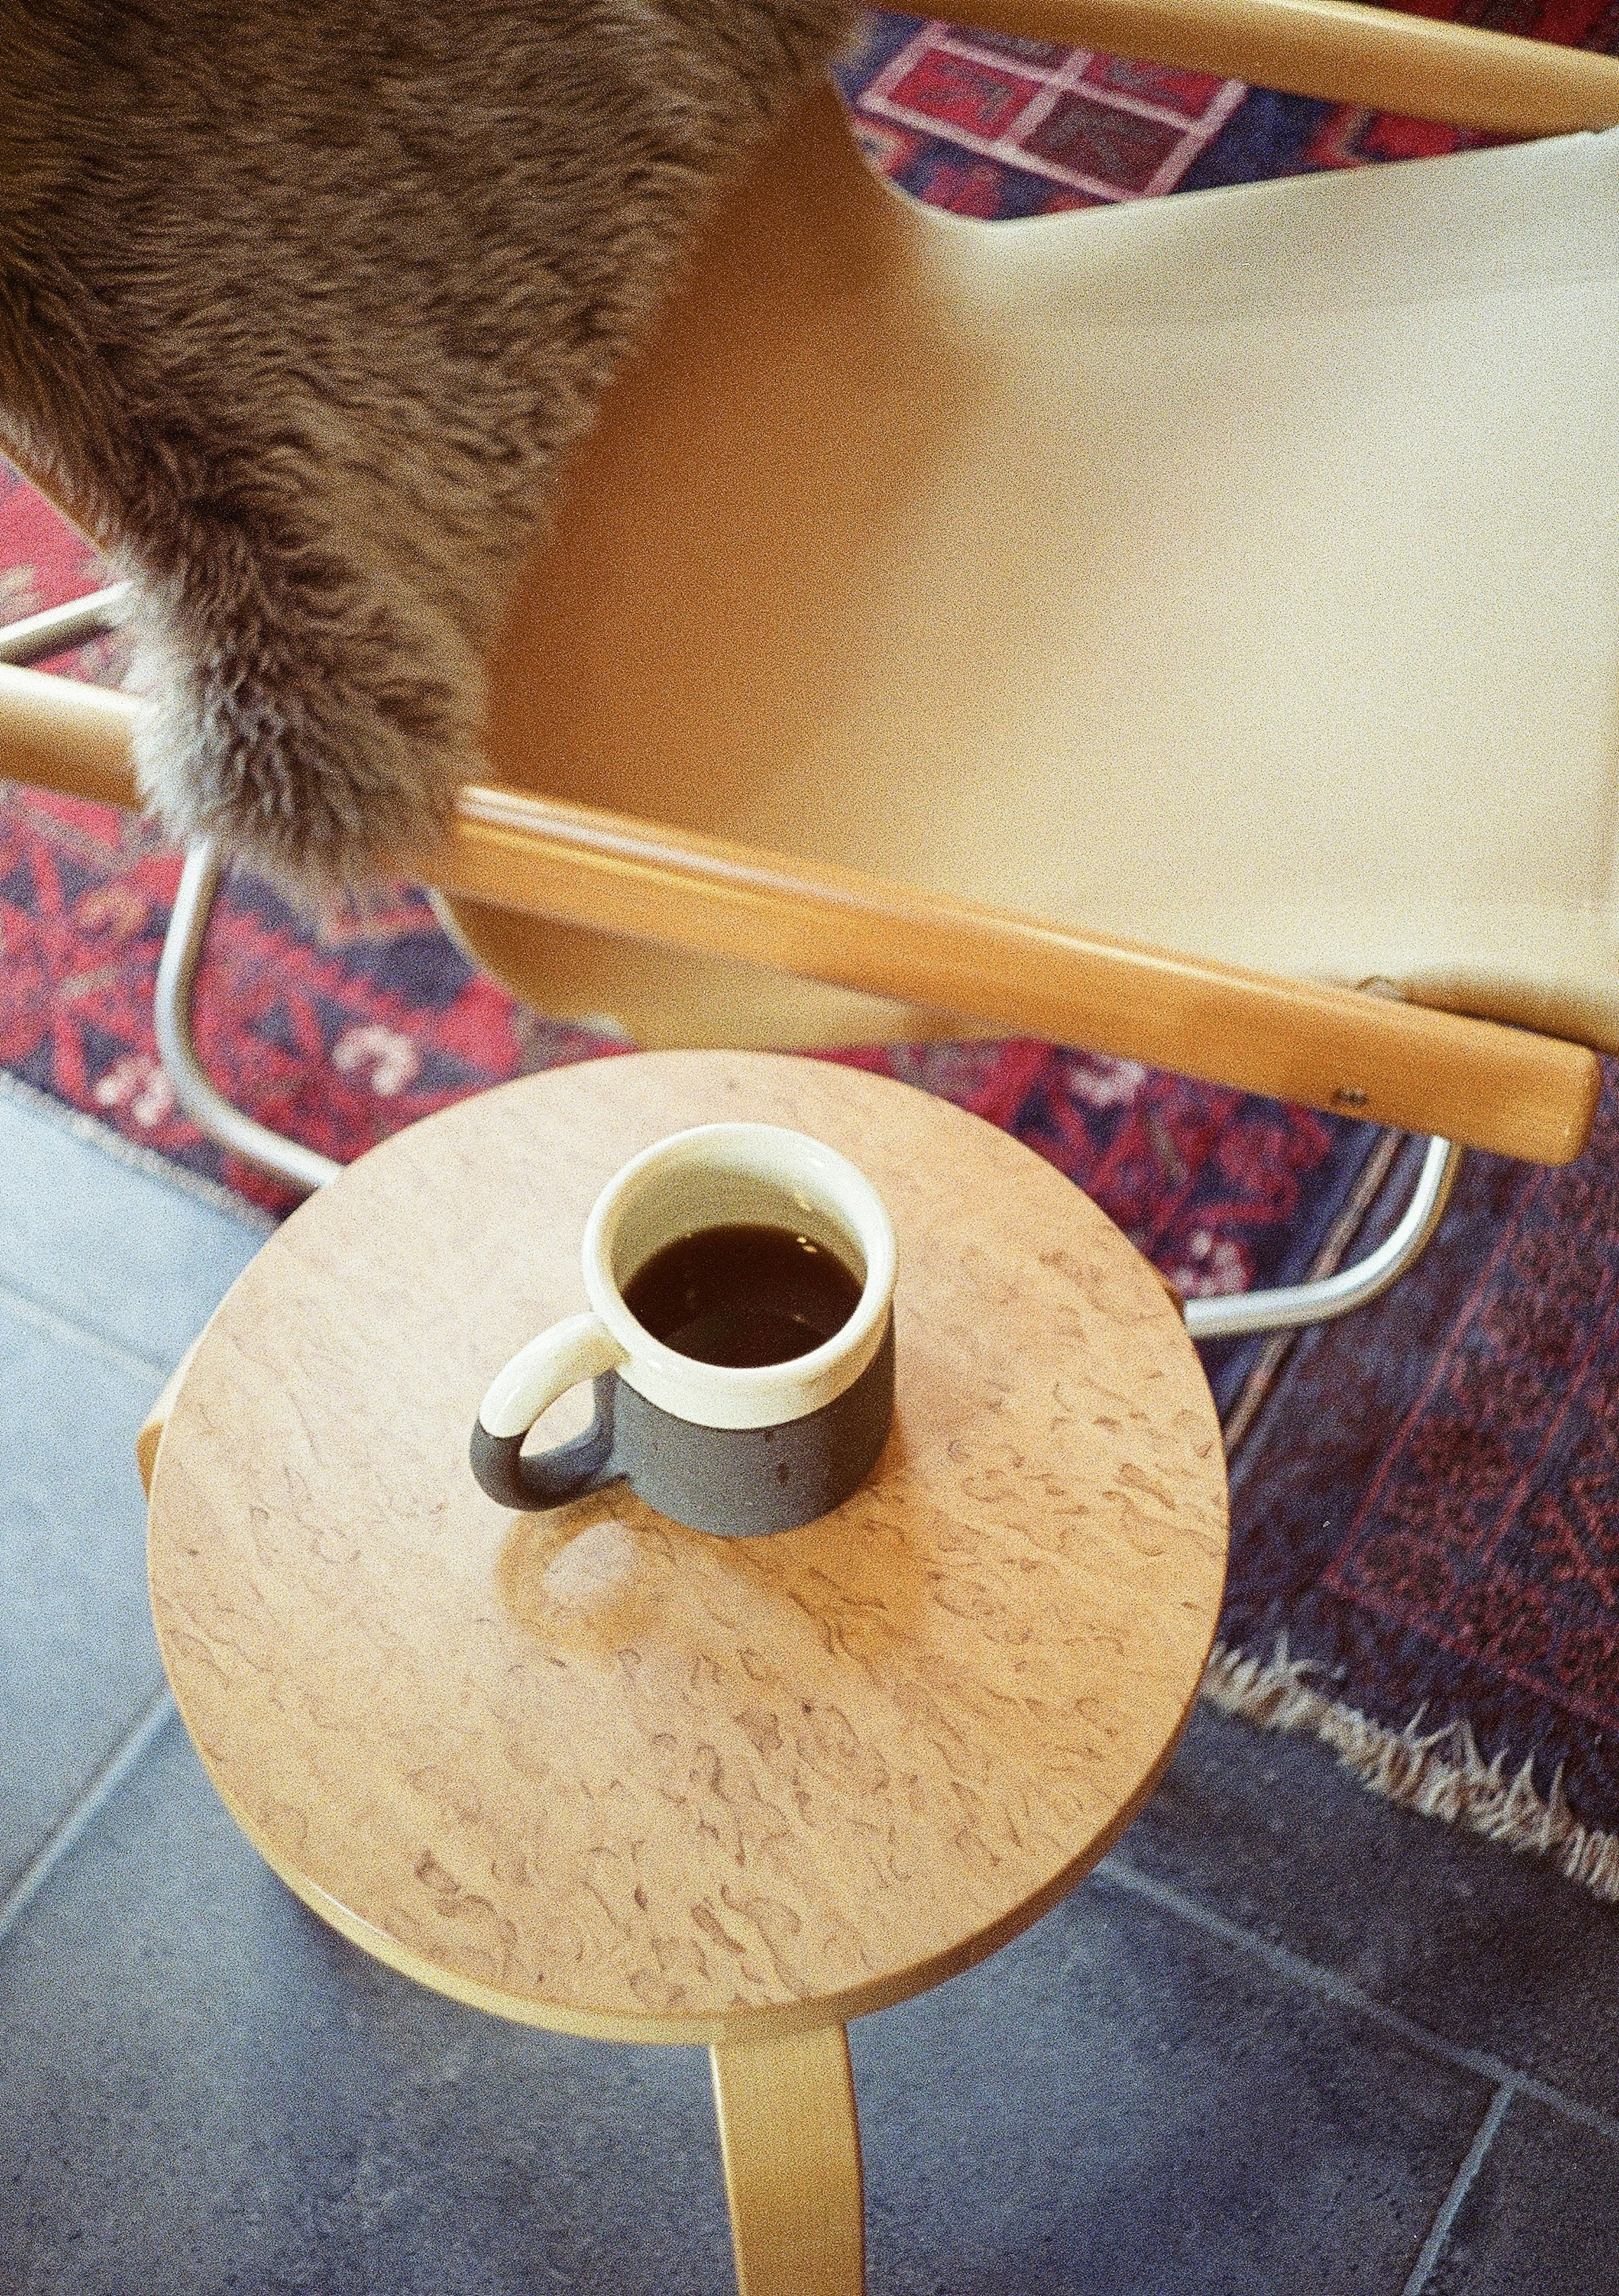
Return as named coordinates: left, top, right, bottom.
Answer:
left=963, top=0, right=1619, bottom=134
left=0, top=662, right=143, bottom=809
left=3, top=662, right=1600, bottom=1166
left=425, top=784, right=1600, bottom=1165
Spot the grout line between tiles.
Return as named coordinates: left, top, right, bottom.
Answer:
left=1400, top=2085, right=1513, bottom=2296
left=1094, top=1853, right=1619, bottom=2145
left=0, top=1270, right=173, bottom=1385
left=0, top=1686, right=176, bottom=1947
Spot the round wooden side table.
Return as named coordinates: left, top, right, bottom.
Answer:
left=144, top=1050, right=1228, bottom=2295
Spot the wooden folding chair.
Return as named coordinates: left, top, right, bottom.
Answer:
left=5, top=0, right=1619, bottom=1336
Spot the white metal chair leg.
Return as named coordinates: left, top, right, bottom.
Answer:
left=0, top=583, right=129, bottom=665
left=0, top=589, right=335, bottom=1195
left=1183, top=1133, right=1463, bottom=1340
left=155, top=838, right=341, bottom=1194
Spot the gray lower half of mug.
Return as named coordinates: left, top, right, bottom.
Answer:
left=471, top=1315, right=896, bottom=1536
left=616, top=1315, right=895, bottom=1536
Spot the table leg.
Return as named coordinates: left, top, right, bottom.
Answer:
left=136, top=1338, right=198, bottom=1497
left=709, top=2023, right=865, bottom=2296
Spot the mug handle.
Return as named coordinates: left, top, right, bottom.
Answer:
left=469, top=1311, right=629, bottom=1511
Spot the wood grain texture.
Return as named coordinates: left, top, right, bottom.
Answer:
left=711, top=2025, right=865, bottom=2296
left=148, top=1054, right=1226, bottom=2042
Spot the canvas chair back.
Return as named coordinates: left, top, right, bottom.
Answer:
left=448, top=82, right=1619, bottom=1095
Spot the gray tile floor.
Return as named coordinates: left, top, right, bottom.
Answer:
left=2, top=1074, right=1615, bottom=2294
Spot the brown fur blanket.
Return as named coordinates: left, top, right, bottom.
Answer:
left=0, top=2, right=849, bottom=890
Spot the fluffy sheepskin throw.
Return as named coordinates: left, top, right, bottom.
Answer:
left=0, top=1, right=850, bottom=890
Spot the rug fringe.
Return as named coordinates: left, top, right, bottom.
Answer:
left=1201, top=1638, right=1619, bottom=1904
left=0, top=1065, right=276, bottom=1230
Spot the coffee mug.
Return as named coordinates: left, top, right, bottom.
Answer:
left=470, top=1123, right=897, bottom=1536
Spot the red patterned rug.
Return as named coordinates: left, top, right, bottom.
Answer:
left=832, top=6, right=1528, bottom=217
left=7, top=11, right=1619, bottom=1892
left=1211, top=1100, right=1619, bottom=1900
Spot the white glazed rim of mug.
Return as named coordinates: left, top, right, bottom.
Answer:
left=581, top=1123, right=897, bottom=1431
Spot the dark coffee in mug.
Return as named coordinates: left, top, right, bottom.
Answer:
left=473, top=1121, right=896, bottom=1535
left=624, top=1222, right=863, bottom=1369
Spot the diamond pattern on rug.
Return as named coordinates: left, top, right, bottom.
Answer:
left=843, top=16, right=1245, bottom=207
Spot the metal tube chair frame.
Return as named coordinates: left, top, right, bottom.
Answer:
left=2, top=0, right=1614, bottom=1337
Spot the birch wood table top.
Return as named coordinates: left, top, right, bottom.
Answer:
left=147, top=1050, right=1228, bottom=2045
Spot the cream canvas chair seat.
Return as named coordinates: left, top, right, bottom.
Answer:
left=453, top=86, right=1619, bottom=1073
left=3, top=4, right=1618, bottom=1215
